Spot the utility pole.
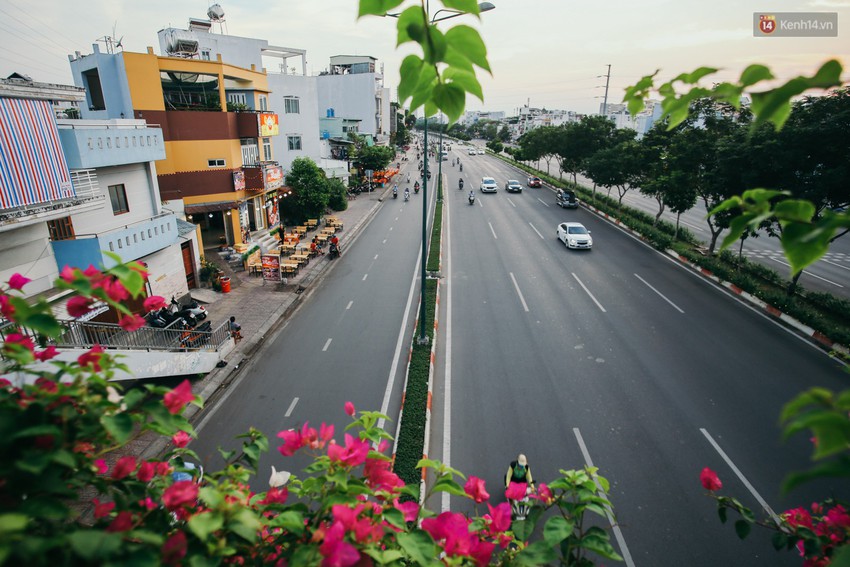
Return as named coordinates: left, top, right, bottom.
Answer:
left=601, top=64, right=611, bottom=115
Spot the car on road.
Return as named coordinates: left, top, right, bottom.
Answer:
left=505, top=179, right=523, bottom=193
left=556, top=189, right=578, bottom=209
left=480, top=177, right=498, bottom=193
left=477, top=148, right=485, bottom=155
left=557, top=222, right=592, bottom=249
left=468, top=148, right=477, bottom=155
left=527, top=176, right=542, bottom=188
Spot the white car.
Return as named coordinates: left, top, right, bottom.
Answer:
left=477, top=148, right=485, bottom=155
left=468, top=148, right=477, bottom=155
left=480, top=177, right=498, bottom=193
left=557, top=222, right=592, bottom=249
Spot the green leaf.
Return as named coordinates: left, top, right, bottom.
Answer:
left=430, top=475, right=466, bottom=497
left=433, top=83, right=466, bottom=123
left=444, top=25, right=489, bottom=72
left=11, top=424, right=62, bottom=440
left=199, top=486, right=223, bottom=508
left=734, top=519, right=751, bottom=539
left=21, top=313, right=62, bottom=337
left=739, top=64, right=773, bottom=87
left=397, top=6, right=425, bottom=46
left=543, top=515, right=574, bottom=547
left=410, top=65, right=439, bottom=113
left=382, top=507, right=407, bottom=530
left=718, top=505, right=728, bottom=524
left=0, top=514, right=28, bottom=534
left=781, top=222, right=833, bottom=275
left=515, top=540, right=558, bottom=565
left=774, top=199, right=816, bottom=223
left=188, top=512, right=224, bottom=541
left=512, top=518, right=533, bottom=542
left=442, top=0, right=480, bottom=12
left=421, top=26, right=448, bottom=65
left=442, top=67, right=483, bottom=102
left=68, top=531, right=122, bottom=561
left=828, top=542, right=850, bottom=567
left=397, top=530, right=437, bottom=565
left=101, top=413, right=134, bottom=444
left=363, top=548, right=406, bottom=564
left=358, top=0, right=405, bottom=17
left=228, top=507, right=260, bottom=543
left=21, top=496, right=70, bottom=520
left=271, top=511, right=306, bottom=535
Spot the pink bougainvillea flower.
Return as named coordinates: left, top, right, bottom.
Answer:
left=825, top=505, right=850, bottom=529
left=162, top=480, right=199, bottom=510
left=143, top=295, right=167, bottom=312
left=163, top=380, right=195, bottom=415
left=260, top=486, right=289, bottom=505
left=700, top=467, right=723, bottom=492
left=783, top=507, right=814, bottom=529
left=277, top=428, right=303, bottom=457
left=7, top=274, right=30, bottom=291
left=364, top=457, right=404, bottom=494
left=59, top=266, right=77, bottom=283
left=136, top=460, right=156, bottom=483
left=118, top=313, right=146, bottom=332
left=421, top=512, right=474, bottom=557
left=319, top=521, right=360, bottom=567
left=505, top=482, right=528, bottom=501
left=171, top=430, right=191, bottom=448
left=535, top=482, right=554, bottom=505
left=66, top=295, right=95, bottom=318
left=319, top=422, right=335, bottom=446
left=327, top=434, right=370, bottom=468
left=344, top=401, right=355, bottom=416
left=4, top=333, right=35, bottom=353
left=155, top=461, right=172, bottom=477
left=107, top=510, right=134, bottom=532
left=0, top=295, right=15, bottom=320
left=77, top=344, right=105, bottom=372
left=94, top=459, right=108, bottom=474
left=394, top=499, right=419, bottom=523
left=161, top=530, right=188, bottom=565
left=139, top=497, right=157, bottom=510
left=469, top=538, right=496, bottom=566
left=486, top=502, right=512, bottom=534
left=112, top=455, right=137, bottom=480
left=34, top=345, right=59, bottom=362
left=464, top=476, right=490, bottom=503
left=99, top=277, right=128, bottom=302
left=92, top=498, right=115, bottom=519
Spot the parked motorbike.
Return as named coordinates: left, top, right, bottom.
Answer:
left=171, top=296, right=207, bottom=322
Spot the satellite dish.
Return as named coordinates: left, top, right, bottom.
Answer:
left=207, top=4, right=225, bottom=21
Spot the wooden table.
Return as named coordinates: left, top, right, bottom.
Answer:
left=290, top=253, right=309, bottom=266
left=281, top=262, right=299, bottom=276
left=306, top=219, right=319, bottom=229
left=294, top=226, right=307, bottom=236
left=316, top=234, right=329, bottom=243
left=281, top=242, right=296, bottom=253
left=247, top=261, right=262, bottom=276
left=320, top=227, right=336, bottom=236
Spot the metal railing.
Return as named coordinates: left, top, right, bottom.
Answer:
left=1, top=318, right=231, bottom=355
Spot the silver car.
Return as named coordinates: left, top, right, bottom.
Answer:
left=557, top=222, right=593, bottom=249
left=480, top=177, right=498, bottom=193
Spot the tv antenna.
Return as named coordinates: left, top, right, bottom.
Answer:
left=97, top=22, right=123, bottom=54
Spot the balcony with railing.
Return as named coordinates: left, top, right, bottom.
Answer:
left=51, top=211, right=180, bottom=270
left=0, top=169, right=105, bottom=231
left=57, top=120, right=165, bottom=169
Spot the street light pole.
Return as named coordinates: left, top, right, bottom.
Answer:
left=437, top=112, right=443, bottom=203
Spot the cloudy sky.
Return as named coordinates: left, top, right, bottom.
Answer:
left=1, top=0, right=847, bottom=115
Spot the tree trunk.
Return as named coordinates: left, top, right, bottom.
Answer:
left=738, top=235, right=745, bottom=261
left=654, top=196, right=665, bottom=226
left=787, top=270, right=803, bottom=296
left=675, top=212, right=681, bottom=240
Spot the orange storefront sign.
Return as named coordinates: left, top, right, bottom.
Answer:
left=259, top=113, right=279, bottom=137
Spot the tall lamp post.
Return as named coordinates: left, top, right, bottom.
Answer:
left=387, top=1, right=496, bottom=344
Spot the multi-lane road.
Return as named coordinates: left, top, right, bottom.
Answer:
left=191, top=144, right=847, bottom=565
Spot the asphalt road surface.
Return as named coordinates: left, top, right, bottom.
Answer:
left=431, top=145, right=848, bottom=566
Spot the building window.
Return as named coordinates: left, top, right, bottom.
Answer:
left=208, top=159, right=226, bottom=167
left=283, top=97, right=300, bottom=114
left=263, top=137, right=272, bottom=161
left=47, top=216, right=75, bottom=241
left=228, top=93, right=247, bottom=107
left=259, top=95, right=268, bottom=111
left=201, top=50, right=211, bottom=60
left=82, top=69, right=106, bottom=111
left=108, top=184, right=129, bottom=215
left=287, top=135, right=302, bottom=151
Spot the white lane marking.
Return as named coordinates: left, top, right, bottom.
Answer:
left=506, top=197, right=516, bottom=208
left=819, top=258, right=850, bottom=273
left=770, top=258, right=843, bottom=287
left=634, top=273, right=684, bottom=313
left=389, top=227, right=394, bottom=231
left=442, top=197, right=454, bottom=512
left=701, top=428, right=780, bottom=525
left=572, top=273, right=606, bottom=312
left=573, top=428, right=636, bottom=567
left=537, top=197, right=550, bottom=207
left=346, top=300, right=353, bottom=310
left=374, top=254, right=379, bottom=260
left=509, top=272, right=530, bottom=312
left=528, top=222, right=544, bottom=240
left=362, top=274, right=368, bottom=281
left=322, top=338, right=332, bottom=352
left=284, top=397, right=299, bottom=417
left=395, top=217, right=399, bottom=221
left=488, top=222, right=498, bottom=240
left=679, top=219, right=705, bottom=232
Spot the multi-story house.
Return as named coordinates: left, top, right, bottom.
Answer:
left=69, top=43, right=282, bottom=251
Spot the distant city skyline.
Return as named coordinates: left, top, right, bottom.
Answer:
left=1, top=0, right=847, bottom=117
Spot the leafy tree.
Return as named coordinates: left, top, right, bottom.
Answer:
left=327, top=177, right=349, bottom=212
left=516, top=126, right=560, bottom=175
left=584, top=140, right=642, bottom=205
left=497, top=125, right=510, bottom=142
left=282, top=157, right=329, bottom=223
left=557, top=116, right=633, bottom=184
left=486, top=139, right=503, bottom=153
left=355, top=144, right=395, bottom=173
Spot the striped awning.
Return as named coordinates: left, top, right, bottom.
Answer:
left=0, top=98, right=74, bottom=209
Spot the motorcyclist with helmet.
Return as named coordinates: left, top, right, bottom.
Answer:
left=505, top=453, right=533, bottom=488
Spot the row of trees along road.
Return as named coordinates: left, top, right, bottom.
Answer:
left=509, top=89, right=850, bottom=267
